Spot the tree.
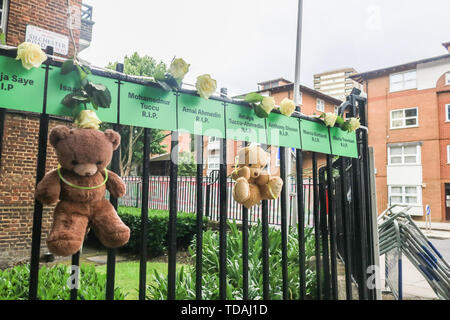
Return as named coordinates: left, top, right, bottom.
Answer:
left=178, top=152, right=197, bottom=177
left=105, top=52, right=168, bottom=176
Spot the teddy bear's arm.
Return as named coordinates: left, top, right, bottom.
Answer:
left=231, top=166, right=251, bottom=181
left=106, top=170, right=126, bottom=198
left=35, top=169, right=61, bottom=205
left=254, top=172, right=271, bottom=186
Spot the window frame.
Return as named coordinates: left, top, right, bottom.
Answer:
left=389, top=70, right=417, bottom=93
left=390, top=107, right=419, bottom=129
left=446, top=104, right=450, bottom=122
left=446, top=72, right=450, bottom=86
left=387, top=144, right=421, bottom=166
left=447, top=145, right=450, bottom=164
left=316, top=98, right=325, bottom=112
left=0, top=0, right=9, bottom=33
left=388, top=185, right=421, bottom=206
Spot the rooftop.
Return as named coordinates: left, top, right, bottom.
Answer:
left=351, top=53, right=450, bottom=83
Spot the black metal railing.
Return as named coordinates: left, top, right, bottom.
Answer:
left=0, top=46, right=376, bottom=301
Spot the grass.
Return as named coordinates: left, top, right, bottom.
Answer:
left=95, top=261, right=185, bottom=300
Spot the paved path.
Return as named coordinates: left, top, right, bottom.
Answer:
left=380, top=238, right=450, bottom=300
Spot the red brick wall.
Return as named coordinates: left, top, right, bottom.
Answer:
left=1, top=0, right=82, bottom=267
left=0, top=113, right=66, bottom=268
left=6, top=0, right=82, bottom=57
left=366, top=70, right=450, bottom=222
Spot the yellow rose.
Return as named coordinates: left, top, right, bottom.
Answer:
left=196, top=74, right=217, bottom=100
left=323, top=112, right=338, bottom=127
left=348, top=117, right=361, bottom=132
left=74, top=110, right=102, bottom=130
left=16, top=42, right=47, bottom=70
left=279, top=98, right=296, bottom=117
left=261, top=96, right=276, bottom=114
left=169, top=58, right=190, bottom=80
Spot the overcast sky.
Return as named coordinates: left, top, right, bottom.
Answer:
left=80, top=0, right=450, bottom=96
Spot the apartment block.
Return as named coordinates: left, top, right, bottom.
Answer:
left=352, top=43, right=450, bottom=222
left=314, top=68, right=364, bottom=101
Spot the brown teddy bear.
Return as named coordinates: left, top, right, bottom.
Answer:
left=35, top=126, right=130, bottom=257
left=231, top=146, right=283, bottom=209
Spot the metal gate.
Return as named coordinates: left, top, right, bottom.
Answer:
left=0, top=46, right=377, bottom=300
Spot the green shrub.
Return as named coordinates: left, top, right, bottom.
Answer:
left=146, top=221, right=317, bottom=300
left=0, top=264, right=126, bottom=300
left=114, top=206, right=207, bottom=257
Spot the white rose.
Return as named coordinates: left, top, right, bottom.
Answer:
left=74, top=110, right=102, bottom=130
left=16, top=42, right=47, bottom=70
left=196, top=74, right=217, bottom=100
left=279, top=98, right=296, bottom=117
left=323, top=112, right=338, bottom=127
left=169, top=58, right=190, bottom=80
left=348, top=117, right=361, bottom=132
left=261, top=96, right=276, bottom=114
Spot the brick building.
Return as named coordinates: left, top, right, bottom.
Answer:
left=352, top=42, right=450, bottom=222
left=0, top=0, right=93, bottom=267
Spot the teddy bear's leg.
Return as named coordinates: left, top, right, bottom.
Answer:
left=91, top=198, right=130, bottom=248
left=259, top=177, right=284, bottom=200
left=47, top=202, right=89, bottom=257
left=233, top=177, right=251, bottom=204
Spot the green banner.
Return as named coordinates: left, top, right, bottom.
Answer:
left=300, top=119, right=331, bottom=154
left=225, top=103, right=267, bottom=144
left=177, top=93, right=225, bottom=138
left=0, top=56, right=45, bottom=113
left=266, top=113, right=301, bottom=149
left=119, top=81, right=177, bottom=131
left=329, top=127, right=358, bottom=158
left=46, top=69, right=119, bottom=123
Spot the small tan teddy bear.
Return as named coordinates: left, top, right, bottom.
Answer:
left=231, top=146, right=283, bottom=209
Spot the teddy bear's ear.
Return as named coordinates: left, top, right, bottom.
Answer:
left=104, top=129, right=121, bottom=150
left=49, top=126, right=70, bottom=147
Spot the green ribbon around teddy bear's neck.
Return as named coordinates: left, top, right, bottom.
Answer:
left=57, top=165, right=108, bottom=190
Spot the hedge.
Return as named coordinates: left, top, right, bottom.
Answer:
left=88, top=206, right=207, bottom=257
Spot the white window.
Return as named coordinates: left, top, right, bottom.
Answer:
left=445, top=104, right=450, bottom=122
left=316, top=98, right=325, bottom=112
left=389, top=186, right=420, bottom=206
left=447, top=145, right=450, bottom=164
left=390, top=107, right=418, bottom=129
left=207, top=154, right=220, bottom=170
left=0, top=0, right=8, bottom=33
left=298, top=91, right=303, bottom=105
left=446, top=73, right=450, bottom=86
left=334, top=105, right=339, bottom=114
left=388, top=144, right=420, bottom=165
left=390, top=70, right=417, bottom=92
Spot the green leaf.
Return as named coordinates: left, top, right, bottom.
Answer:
left=153, top=70, right=166, bottom=82
left=61, top=93, right=81, bottom=108
left=84, top=81, right=112, bottom=109
left=76, top=65, right=88, bottom=81
left=61, top=58, right=75, bottom=75
left=253, top=103, right=270, bottom=118
left=335, top=115, right=345, bottom=125
left=244, top=92, right=264, bottom=103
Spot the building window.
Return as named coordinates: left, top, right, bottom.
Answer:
left=0, top=0, right=8, bottom=33
left=446, top=104, right=450, bottom=122
left=390, top=70, right=417, bottom=92
left=446, top=73, right=450, bottom=86
left=316, top=99, right=325, bottom=112
left=334, top=105, right=339, bottom=114
left=389, top=186, right=420, bottom=206
left=388, top=144, right=420, bottom=165
left=390, top=107, right=418, bottom=129
left=447, top=145, right=450, bottom=164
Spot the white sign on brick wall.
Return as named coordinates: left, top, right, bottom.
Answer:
left=25, top=25, right=69, bottom=56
